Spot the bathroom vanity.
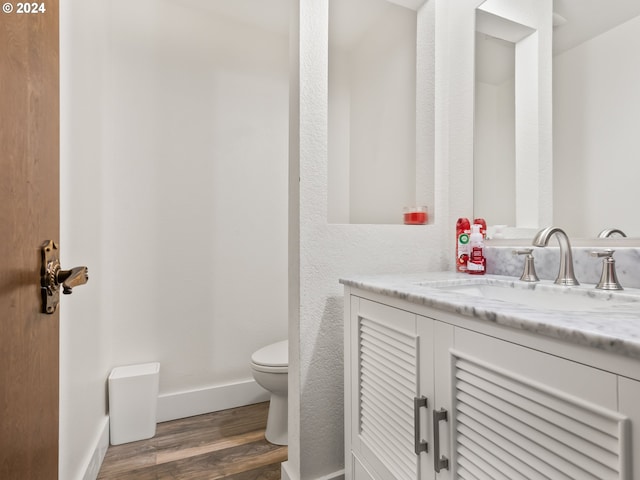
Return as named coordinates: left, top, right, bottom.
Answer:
left=342, top=273, right=640, bottom=479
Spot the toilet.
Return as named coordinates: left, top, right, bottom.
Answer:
left=250, top=339, right=288, bottom=445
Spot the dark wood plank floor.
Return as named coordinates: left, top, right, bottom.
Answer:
left=98, top=402, right=287, bottom=479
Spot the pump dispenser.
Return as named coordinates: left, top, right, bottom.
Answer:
left=467, top=224, right=486, bottom=275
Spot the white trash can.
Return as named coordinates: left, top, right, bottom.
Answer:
left=108, top=362, right=160, bottom=445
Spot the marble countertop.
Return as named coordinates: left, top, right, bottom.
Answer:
left=340, top=272, right=640, bottom=360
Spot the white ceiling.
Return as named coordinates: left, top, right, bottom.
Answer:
left=553, top=0, right=640, bottom=54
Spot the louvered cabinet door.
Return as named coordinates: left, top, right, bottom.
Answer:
left=450, top=327, right=632, bottom=479
left=349, top=298, right=425, bottom=480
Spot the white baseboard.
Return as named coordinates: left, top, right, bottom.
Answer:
left=316, top=470, right=345, bottom=480
left=281, top=461, right=294, bottom=480
left=81, top=417, right=110, bottom=480
left=156, top=378, right=270, bottom=422
left=281, top=461, right=345, bottom=480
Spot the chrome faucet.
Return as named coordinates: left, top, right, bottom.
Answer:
left=598, top=228, right=627, bottom=238
left=532, top=227, right=579, bottom=286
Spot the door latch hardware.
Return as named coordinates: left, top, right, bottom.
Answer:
left=40, top=240, right=89, bottom=314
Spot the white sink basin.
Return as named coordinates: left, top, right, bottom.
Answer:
left=426, top=280, right=640, bottom=312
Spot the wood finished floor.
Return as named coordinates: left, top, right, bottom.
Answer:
left=98, top=402, right=287, bottom=479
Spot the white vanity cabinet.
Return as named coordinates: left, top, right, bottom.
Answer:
left=344, top=294, right=451, bottom=480
left=344, top=286, right=639, bottom=480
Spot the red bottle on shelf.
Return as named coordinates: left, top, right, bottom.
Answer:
left=456, top=217, right=471, bottom=272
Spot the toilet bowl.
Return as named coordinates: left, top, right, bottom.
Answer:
left=250, top=339, right=288, bottom=445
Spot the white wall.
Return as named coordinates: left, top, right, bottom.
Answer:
left=60, top=1, right=111, bottom=478
left=554, top=14, right=640, bottom=238
left=102, top=0, right=288, bottom=396
left=60, top=1, right=289, bottom=478
left=287, top=1, right=450, bottom=478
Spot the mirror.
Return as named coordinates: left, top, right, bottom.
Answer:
left=475, top=0, right=640, bottom=239
left=327, top=0, right=432, bottom=225
left=473, top=0, right=553, bottom=239
left=553, top=1, right=640, bottom=238
left=473, top=12, right=520, bottom=228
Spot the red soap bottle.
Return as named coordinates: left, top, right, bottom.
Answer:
left=456, top=217, right=471, bottom=272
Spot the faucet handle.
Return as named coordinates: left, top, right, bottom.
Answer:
left=512, top=249, right=539, bottom=282
left=590, top=249, right=615, bottom=258
left=590, top=249, right=623, bottom=290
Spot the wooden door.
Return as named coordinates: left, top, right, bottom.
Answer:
left=0, top=1, right=60, bottom=478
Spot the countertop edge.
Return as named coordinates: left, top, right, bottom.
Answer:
left=340, top=272, right=640, bottom=361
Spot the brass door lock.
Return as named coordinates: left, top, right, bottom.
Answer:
left=40, top=240, right=89, bottom=314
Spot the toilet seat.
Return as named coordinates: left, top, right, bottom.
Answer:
left=251, top=340, right=288, bottom=373
left=251, top=363, right=287, bottom=374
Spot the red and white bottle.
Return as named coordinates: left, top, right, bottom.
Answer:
left=467, top=223, right=486, bottom=275
left=456, top=217, right=471, bottom=272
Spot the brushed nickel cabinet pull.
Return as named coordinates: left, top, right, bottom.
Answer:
left=413, top=396, right=428, bottom=454
left=433, top=407, right=449, bottom=472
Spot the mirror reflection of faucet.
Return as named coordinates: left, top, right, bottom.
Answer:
left=598, top=228, right=627, bottom=238
left=532, top=227, right=579, bottom=286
